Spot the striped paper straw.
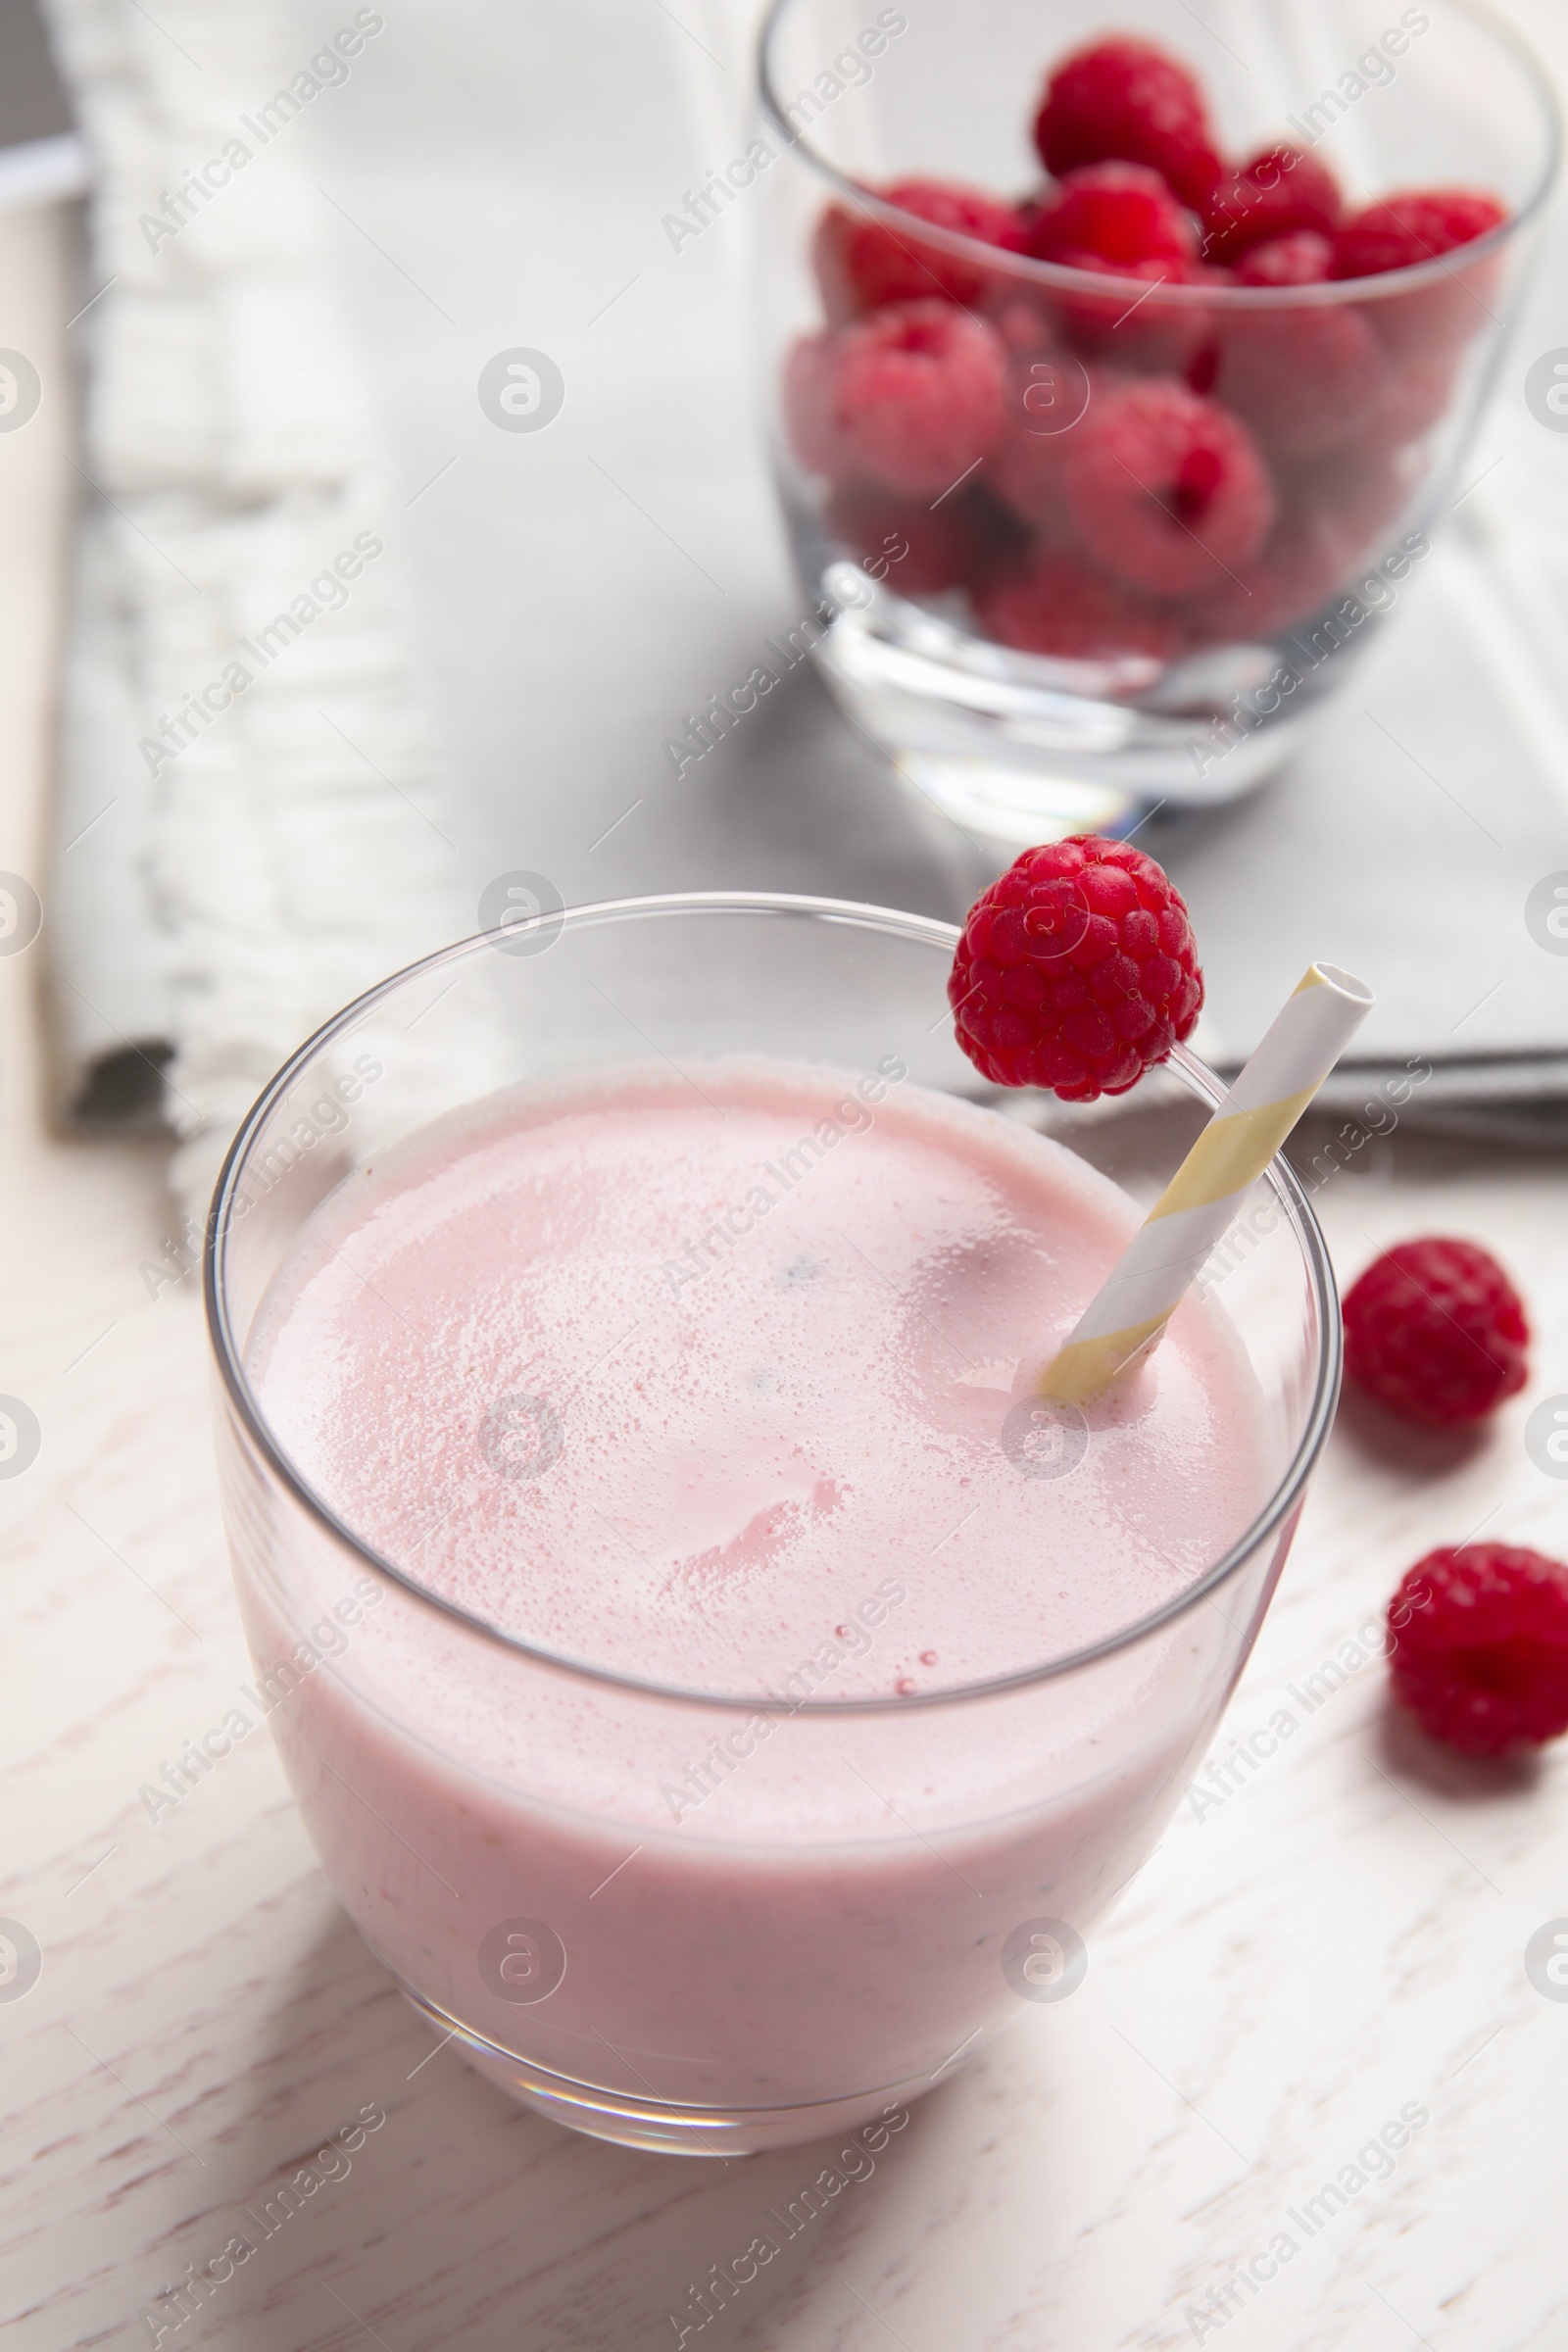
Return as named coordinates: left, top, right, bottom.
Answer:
left=1039, top=962, right=1374, bottom=1405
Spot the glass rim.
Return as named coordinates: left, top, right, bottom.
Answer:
left=205, top=890, right=1344, bottom=1717
left=755, top=0, right=1562, bottom=310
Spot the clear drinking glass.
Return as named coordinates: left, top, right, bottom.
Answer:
left=754, top=0, right=1559, bottom=847
left=205, top=895, right=1340, bottom=2156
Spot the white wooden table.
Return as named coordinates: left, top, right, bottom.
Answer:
left=4, top=185, right=1568, bottom=2352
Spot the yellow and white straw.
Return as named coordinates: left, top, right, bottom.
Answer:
left=1040, top=962, right=1374, bottom=1405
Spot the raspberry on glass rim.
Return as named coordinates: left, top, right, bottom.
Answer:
left=1203, top=145, right=1343, bottom=267
left=813, top=177, right=1027, bottom=319
left=1388, top=1545, right=1568, bottom=1756
left=784, top=299, right=1005, bottom=496
left=948, top=836, right=1202, bottom=1102
left=1033, top=34, right=1223, bottom=212
left=1343, top=1237, right=1530, bottom=1425
left=1063, top=378, right=1276, bottom=596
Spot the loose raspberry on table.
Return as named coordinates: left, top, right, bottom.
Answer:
left=949, top=836, right=1202, bottom=1101
left=1033, top=36, right=1222, bottom=212
left=1064, top=378, right=1276, bottom=596
left=1203, top=145, right=1342, bottom=266
left=1234, top=229, right=1334, bottom=286
left=975, top=553, right=1182, bottom=662
left=813, top=179, right=1027, bottom=319
left=783, top=301, right=1005, bottom=496
left=1343, top=1237, right=1530, bottom=1425
left=1387, top=1545, right=1568, bottom=1755
left=1024, top=161, right=1198, bottom=273
left=1331, top=187, right=1507, bottom=280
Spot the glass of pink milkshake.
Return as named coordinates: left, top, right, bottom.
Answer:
left=206, top=893, right=1339, bottom=2155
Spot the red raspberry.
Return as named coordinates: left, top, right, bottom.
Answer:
left=984, top=393, right=1081, bottom=531
left=976, top=552, right=1182, bottom=663
left=1208, top=296, right=1388, bottom=459
left=1034, top=36, right=1222, bottom=212
left=1065, top=378, right=1275, bottom=597
left=1234, top=229, right=1333, bottom=286
left=783, top=302, right=1005, bottom=496
left=1332, top=187, right=1507, bottom=280
left=1388, top=1546, right=1568, bottom=1756
left=1362, top=344, right=1464, bottom=455
left=949, top=836, right=1202, bottom=1101
left=1202, top=145, right=1342, bottom=266
left=1182, top=510, right=1348, bottom=646
left=1274, top=432, right=1417, bottom=557
left=813, top=180, right=1027, bottom=319
left=824, top=482, right=1023, bottom=596
left=1338, top=191, right=1508, bottom=365
left=1344, top=1238, right=1529, bottom=1425
left=1025, top=161, right=1198, bottom=273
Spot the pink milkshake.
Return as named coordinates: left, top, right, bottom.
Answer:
left=232, top=1057, right=1266, bottom=2145
left=208, top=892, right=1338, bottom=2153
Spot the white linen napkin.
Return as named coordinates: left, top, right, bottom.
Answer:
left=42, top=0, right=478, bottom=1213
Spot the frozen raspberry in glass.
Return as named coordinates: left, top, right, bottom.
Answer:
left=1023, top=168, right=1205, bottom=368
left=1363, top=344, right=1466, bottom=452
left=783, top=301, right=1005, bottom=497
left=1203, top=145, right=1342, bottom=266
left=1274, top=438, right=1418, bottom=561
left=824, top=482, right=1025, bottom=596
left=1033, top=36, right=1222, bottom=212
left=1182, top=511, right=1349, bottom=645
left=985, top=403, right=1082, bottom=531
left=1333, top=187, right=1507, bottom=279
left=1209, top=299, right=1388, bottom=458
left=1334, top=187, right=1508, bottom=359
left=813, top=179, right=1027, bottom=320
left=1025, top=161, right=1197, bottom=272
left=1065, top=378, right=1276, bottom=597
left=1235, top=230, right=1334, bottom=286
left=976, top=553, right=1183, bottom=662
